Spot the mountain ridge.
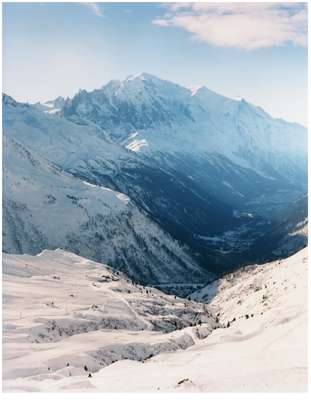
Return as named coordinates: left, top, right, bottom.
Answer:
left=2, top=72, right=307, bottom=284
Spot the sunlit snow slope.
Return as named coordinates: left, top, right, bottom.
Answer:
left=3, top=249, right=217, bottom=391
left=3, top=248, right=307, bottom=392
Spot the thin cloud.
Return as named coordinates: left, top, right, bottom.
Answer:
left=153, top=3, right=307, bottom=50
left=83, top=2, right=104, bottom=18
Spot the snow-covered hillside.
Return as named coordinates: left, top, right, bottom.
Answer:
left=3, top=132, right=210, bottom=285
left=2, top=93, right=237, bottom=279
left=3, top=93, right=130, bottom=171
left=3, top=249, right=218, bottom=391
left=3, top=248, right=307, bottom=391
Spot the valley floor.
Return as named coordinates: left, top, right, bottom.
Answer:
left=2, top=248, right=308, bottom=392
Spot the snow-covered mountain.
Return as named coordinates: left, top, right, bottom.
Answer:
left=3, top=246, right=307, bottom=391
left=35, top=96, right=66, bottom=114
left=62, top=73, right=192, bottom=139
left=2, top=93, right=236, bottom=278
left=60, top=73, right=307, bottom=226
left=61, top=74, right=307, bottom=267
left=2, top=72, right=307, bottom=280
left=62, top=72, right=307, bottom=188
left=3, top=97, right=212, bottom=285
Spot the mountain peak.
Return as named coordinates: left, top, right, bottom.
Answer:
left=189, top=85, right=220, bottom=97
left=126, top=72, right=161, bottom=82
left=3, top=93, right=17, bottom=105
left=3, top=93, right=28, bottom=108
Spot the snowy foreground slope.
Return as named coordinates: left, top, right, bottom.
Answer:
left=3, top=247, right=307, bottom=392
left=2, top=249, right=217, bottom=391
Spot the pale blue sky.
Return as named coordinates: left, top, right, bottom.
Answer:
left=2, top=2, right=308, bottom=125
